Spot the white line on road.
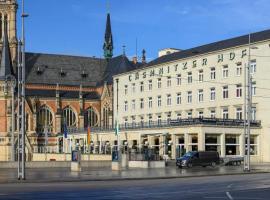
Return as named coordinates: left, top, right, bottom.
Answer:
left=226, top=191, right=234, bottom=200
left=227, top=183, right=233, bottom=188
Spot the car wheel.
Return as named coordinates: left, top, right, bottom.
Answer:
left=211, top=162, right=216, bottom=167
left=187, top=163, right=192, bottom=168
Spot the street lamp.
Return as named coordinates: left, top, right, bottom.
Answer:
left=18, top=0, right=28, bottom=180
left=244, top=33, right=258, bottom=172
left=5, top=75, right=16, bottom=162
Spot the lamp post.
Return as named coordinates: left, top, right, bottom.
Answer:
left=244, top=33, right=258, bottom=172
left=5, top=75, right=16, bottom=162
left=18, top=0, right=28, bottom=180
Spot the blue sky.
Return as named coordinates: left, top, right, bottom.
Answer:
left=18, top=0, right=270, bottom=61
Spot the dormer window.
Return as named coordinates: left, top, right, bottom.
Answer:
left=59, top=68, right=66, bottom=77
left=81, top=70, right=88, bottom=78
left=36, top=66, right=43, bottom=75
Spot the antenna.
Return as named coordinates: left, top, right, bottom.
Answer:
left=136, top=38, right=138, bottom=58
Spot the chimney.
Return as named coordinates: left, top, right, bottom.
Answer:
left=132, top=56, right=137, bottom=64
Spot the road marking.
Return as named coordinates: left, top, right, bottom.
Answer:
left=226, top=192, right=234, bottom=200
left=227, top=183, right=233, bottom=188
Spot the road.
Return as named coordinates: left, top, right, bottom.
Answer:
left=0, top=173, right=270, bottom=199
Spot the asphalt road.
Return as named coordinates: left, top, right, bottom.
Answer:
left=1, top=173, right=270, bottom=200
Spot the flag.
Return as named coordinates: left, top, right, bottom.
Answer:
left=114, top=119, right=119, bottom=136
left=44, top=126, right=48, bottom=146
left=63, top=123, right=68, bottom=139
left=87, top=126, right=91, bottom=145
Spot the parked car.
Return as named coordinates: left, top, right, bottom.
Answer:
left=176, top=151, right=220, bottom=168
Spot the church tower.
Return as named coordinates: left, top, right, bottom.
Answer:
left=103, top=13, right=113, bottom=59
left=0, top=0, right=18, bottom=74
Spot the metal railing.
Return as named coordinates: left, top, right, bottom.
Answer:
left=65, top=118, right=261, bottom=134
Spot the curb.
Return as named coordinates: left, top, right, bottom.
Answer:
left=1, top=170, right=269, bottom=184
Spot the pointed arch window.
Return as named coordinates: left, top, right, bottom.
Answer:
left=37, top=105, right=53, bottom=133
left=62, top=106, right=77, bottom=128
left=0, top=14, right=2, bottom=40
left=103, top=106, right=110, bottom=128
left=84, top=107, right=98, bottom=128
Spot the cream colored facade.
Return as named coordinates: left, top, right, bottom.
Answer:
left=110, top=37, right=270, bottom=162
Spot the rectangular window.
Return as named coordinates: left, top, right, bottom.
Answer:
left=140, top=98, right=144, bottom=109
left=236, top=84, right=242, bottom=98
left=223, top=65, right=229, bottom=78
left=148, top=97, right=153, bottom=108
left=124, top=118, right=128, bottom=128
left=198, top=111, right=204, bottom=118
left=124, top=85, right=128, bottom=95
left=210, top=109, right=216, bottom=118
left=131, top=116, right=136, bottom=127
left=167, top=76, right=171, bottom=87
left=188, top=72, right=192, bottom=84
left=198, top=89, right=203, bottom=102
left=177, top=74, right=181, bottom=85
left=250, top=60, right=256, bottom=74
left=140, top=117, right=144, bottom=127
left=252, top=82, right=256, bottom=96
left=223, top=86, right=229, bottom=99
left=236, top=107, right=242, bottom=120
left=236, top=64, right=242, bottom=76
left=222, top=108, right=229, bottom=119
left=157, top=96, right=162, bottom=107
left=148, top=80, right=152, bottom=91
left=167, top=114, right=171, bottom=123
left=210, top=67, right=216, bottom=80
left=132, top=83, right=136, bottom=93
left=157, top=78, right=162, bottom=88
left=132, top=100, right=135, bottom=110
left=210, top=87, right=216, bottom=101
left=148, top=115, right=153, bottom=126
left=251, top=107, right=256, bottom=121
left=205, top=134, right=221, bottom=154
left=226, top=135, right=240, bottom=155
left=167, top=94, right=172, bottom=106
left=187, top=111, right=192, bottom=119
left=187, top=91, right=192, bottom=103
left=158, top=115, right=162, bottom=125
left=198, top=70, right=203, bottom=82
left=124, top=101, right=128, bottom=111
left=140, top=82, right=144, bottom=92
left=176, top=93, right=181, bottom=105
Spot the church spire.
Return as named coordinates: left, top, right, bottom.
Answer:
left=0, top=16, right=13, bottom=79
left=103, top=13, right=113, bottom=59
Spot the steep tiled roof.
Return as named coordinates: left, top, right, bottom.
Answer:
left=25, top=53, right=141, bottom=87
left=146, top=29, right=270, bottom=68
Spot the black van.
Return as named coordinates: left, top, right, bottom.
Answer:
left=176, top=151, right=220, bottom=168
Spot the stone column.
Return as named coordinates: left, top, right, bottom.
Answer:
left=171, top=134, right=176, bottom=159
left=239, top=133, right=244, bottom=156
left=220, top=133, right=225, bottom=157
left=184, top=133, right=189, bottom=152
left=198, top=130, right=205, bottom=151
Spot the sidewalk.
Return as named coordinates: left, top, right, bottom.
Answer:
left=0, top=164, right=270, bottom=184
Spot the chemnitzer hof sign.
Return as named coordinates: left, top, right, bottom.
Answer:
left=128, top=49, right=248, bottom=81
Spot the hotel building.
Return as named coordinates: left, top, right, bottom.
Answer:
left=105, top=30, right=270, bottom=163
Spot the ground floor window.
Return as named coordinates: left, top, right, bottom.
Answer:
left=225, top=134, right=240, bottom=155
left=189, top=134, right=198, bottom=151
left=205, top=134, right=221, bottom=155
left=246, top=135, right=258, bottom=155
left=176, top=135, right=185, bottom=157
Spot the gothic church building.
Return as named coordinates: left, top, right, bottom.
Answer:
left=0, top=0, right=143, bottom=161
